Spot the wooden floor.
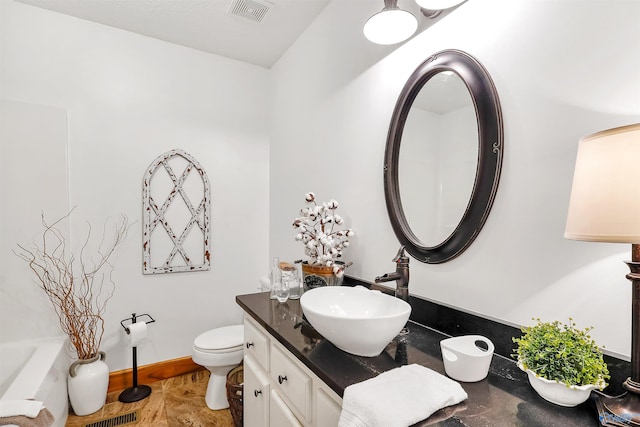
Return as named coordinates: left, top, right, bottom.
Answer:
left=65, top=370, right=235, bottom=427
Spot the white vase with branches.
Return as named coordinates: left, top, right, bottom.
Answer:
left=16, top=208, right=129, bottom=415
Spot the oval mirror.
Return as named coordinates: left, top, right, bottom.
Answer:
left=384, top=50, right=503, bottom=263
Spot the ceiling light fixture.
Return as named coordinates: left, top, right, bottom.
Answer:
left=414, top=0, right=466, bottom=9
left=363, top=0, right=418, bottom=45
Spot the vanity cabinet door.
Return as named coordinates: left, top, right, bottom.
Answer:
left=245, top=318, right=269, bottom=369
left=271, top=389, right=303, bottom=427
left=244, top=356, right=270, bottom=427
left=315, top=387, right=341, bottom=427
left=270, top=343, right=312, bottom=422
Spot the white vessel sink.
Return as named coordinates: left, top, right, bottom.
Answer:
left=300, top=286, right=411, bottom=357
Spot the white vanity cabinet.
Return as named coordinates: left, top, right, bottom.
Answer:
left=243, top=316, right=343, bottom=427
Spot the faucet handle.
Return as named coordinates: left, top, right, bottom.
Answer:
left=392, top=245, right=409, bottom=264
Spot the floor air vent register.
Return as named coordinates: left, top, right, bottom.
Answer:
left=83, top=410, right=139, bottom=427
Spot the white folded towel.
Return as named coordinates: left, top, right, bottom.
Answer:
left=338, top=364, right=468, bottom=427
left=0, top=400, right=44, bottom=418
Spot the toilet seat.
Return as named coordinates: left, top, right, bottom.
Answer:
left=192, top=324, right=245, bottom=410
left=194, top=325, right=244, bottom=353
left=194, top=345, right=243, bottom=354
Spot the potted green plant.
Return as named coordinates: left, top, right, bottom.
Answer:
left=513, top=318, right=610, bottom=407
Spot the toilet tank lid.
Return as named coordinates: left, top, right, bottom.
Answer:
left=194, top=325, right=244, bottom=350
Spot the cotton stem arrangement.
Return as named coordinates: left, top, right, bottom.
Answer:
left=15, top=209, right=129, bottom=360
left=292, top=192, right=354, bottom=276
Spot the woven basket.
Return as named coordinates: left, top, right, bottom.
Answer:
left=226, top=364, right=244, bottom=427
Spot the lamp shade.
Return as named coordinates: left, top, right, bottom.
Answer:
left=565, top=123, right=640, bottom=243
left=363, top=7, right=417, bottom=45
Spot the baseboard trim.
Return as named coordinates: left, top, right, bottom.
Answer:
left=108, top=356, right=203, bottom=393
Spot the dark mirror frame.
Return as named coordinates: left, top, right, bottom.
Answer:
left=384, top=49, right=503, bottom=264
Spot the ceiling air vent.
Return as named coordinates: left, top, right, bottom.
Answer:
left=228, top=0, right=272, bottom=23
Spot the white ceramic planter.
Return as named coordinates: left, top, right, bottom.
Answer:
left=440, top=335, right=494, bottom=382
left=518, top=363, right=598, bottom=407
left=68, top=351, right=109, bottom=416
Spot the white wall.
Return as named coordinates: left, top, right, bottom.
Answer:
left=0, top=0, right=270, bottom=371
left=0, top=99, right=70, bottom=342
left=270, top=0, right=640, bottom=358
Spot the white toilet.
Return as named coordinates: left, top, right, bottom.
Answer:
left=192, top=324, right=244, bottom=410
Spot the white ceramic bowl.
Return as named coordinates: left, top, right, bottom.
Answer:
left=300, top=286, right=411, bottom=357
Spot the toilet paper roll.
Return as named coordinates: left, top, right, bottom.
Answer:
left=127, top=322, right=147, bottom=347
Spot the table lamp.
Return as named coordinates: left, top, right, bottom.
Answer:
left=565, top=123, right=640, bottom=425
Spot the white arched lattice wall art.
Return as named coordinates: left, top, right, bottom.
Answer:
left=142, top=149, right=210, bottom=274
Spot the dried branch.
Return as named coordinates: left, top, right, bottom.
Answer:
left=15, top=209, right=129, bottom=360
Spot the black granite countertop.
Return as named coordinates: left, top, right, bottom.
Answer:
left=236, top=291, right=604, bottom=426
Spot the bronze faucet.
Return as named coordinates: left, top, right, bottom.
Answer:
left=374, top=245, right=410, bottom=304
